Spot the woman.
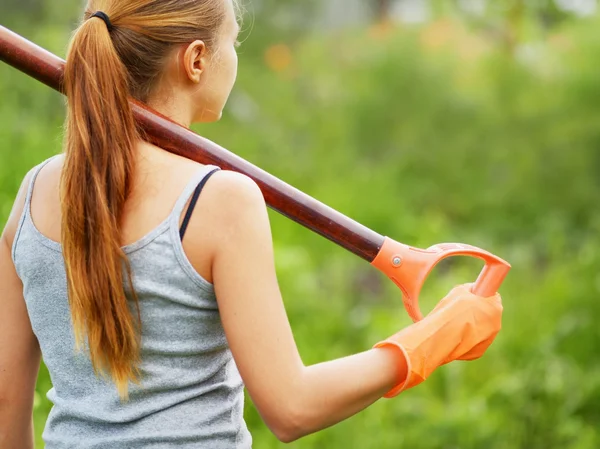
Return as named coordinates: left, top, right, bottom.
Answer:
left=0, top=0, right=503, bottom=447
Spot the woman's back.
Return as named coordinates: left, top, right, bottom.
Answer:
left=12, top=151, right=252, bottom=448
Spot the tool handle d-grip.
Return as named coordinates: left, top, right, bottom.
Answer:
left=372, top=238, right=511, bottom=322
left=428, top=243, right=511, bottom=298
left=472, top=261, right=511, bottom=297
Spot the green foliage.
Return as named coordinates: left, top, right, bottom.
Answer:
left=1, top=3, right=599, bottom=448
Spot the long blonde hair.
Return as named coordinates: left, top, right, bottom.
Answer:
left=61, top=0, right=235, bottom=400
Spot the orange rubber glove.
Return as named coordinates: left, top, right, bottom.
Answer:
left=374, top=284, right=503, bottom=398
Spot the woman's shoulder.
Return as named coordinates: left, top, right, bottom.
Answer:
left=179, top=165, right=269, bottom=263
left=206, top=170, right=263, bottom=204
left=186, top=167, right=267, bottom=245
left=34, top=154, right=64, bottom=195
left=1, top=155, right=61, bottom=248
left=1, top=166, right=35, bottom=250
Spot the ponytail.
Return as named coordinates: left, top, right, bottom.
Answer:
left=59, top=0, right=235, bottom=400
left=61, top=13, right=140, bottom=400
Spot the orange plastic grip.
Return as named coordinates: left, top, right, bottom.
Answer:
left=371, top=237, right=511, bottom=322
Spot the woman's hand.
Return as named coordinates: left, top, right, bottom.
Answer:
left=374, top=284, right=503, bottom=397
left=432, top=284, right=503, bottom=362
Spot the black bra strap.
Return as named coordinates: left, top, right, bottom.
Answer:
left=179, top=168, right=220, bottom=241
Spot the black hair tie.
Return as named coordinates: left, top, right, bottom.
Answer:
left=90, top=11, right=114, bottom=32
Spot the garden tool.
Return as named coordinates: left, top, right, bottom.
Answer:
left=0, top=25, right=510, bottom=322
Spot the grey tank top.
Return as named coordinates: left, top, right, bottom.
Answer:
left=11, top=155, right=252, bottom=448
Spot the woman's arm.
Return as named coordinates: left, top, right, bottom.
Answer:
left=0, top=169, right=41, bottom=449
left=203, top=172, right=408, bottom=443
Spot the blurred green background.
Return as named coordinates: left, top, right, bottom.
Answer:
left=2, top=0, right=599, bottom=448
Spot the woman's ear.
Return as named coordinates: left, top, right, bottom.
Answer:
left=182, top=40, right=208, bottom=84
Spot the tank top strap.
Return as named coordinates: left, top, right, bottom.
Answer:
left=169, top=164, right=221, bottom=230
left=166, top=164, right=221, bottom=292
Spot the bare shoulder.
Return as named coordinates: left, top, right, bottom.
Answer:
left=206, top=170, right=265, bottom=206
left=0, top=165, right=37, bottom=249
left=33, top=154, right=64, bottom=197
left=2, top=154, right=65, bottom=249
left=200, top=170, right=269, bottom=240
left=175, top=168, right=270, bottom=282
